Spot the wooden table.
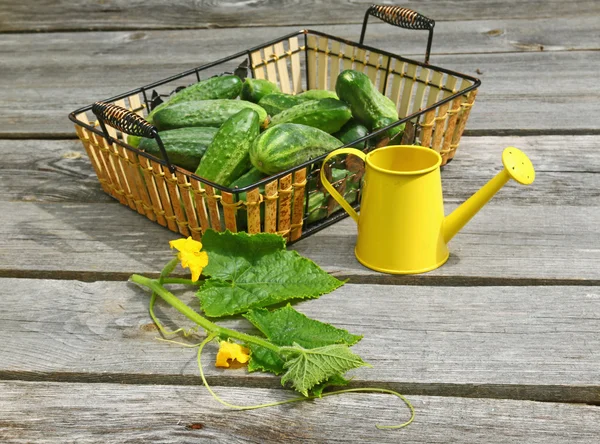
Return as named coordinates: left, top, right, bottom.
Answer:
left=1, top=1, right=599, bottom=442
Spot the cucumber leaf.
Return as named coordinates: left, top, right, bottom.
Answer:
left=310, top=374, right=351, bottom=398
left=198, top=231, right=344, bottom=317
left=280, top=343, right=370, bottom=396
left=244, top=305, right=362, bottom=395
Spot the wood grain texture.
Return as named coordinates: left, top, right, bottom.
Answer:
left=1, top=381, right=599, bottom=443
left=1, top=0, right=598, bottom=32
left=1, top=278, right=599, bottom=402
left=2, top=136, right=598, bottom=205
left=1, top=21, right=599, bottom=136
left=1, top=137, right=598, bottom=282
left=0, top=198, right=598, bottom=282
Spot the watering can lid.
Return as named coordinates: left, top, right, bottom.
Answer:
left=502, top=147, right=535, bottom=185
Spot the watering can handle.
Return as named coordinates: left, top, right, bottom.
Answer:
left=320, top=148, right=366, bottom=224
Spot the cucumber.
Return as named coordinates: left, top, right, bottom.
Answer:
left=153, top=99, right=268, bottom=131
left=149, top=75, right=242, bottom=119
left=229, top=167, right=268, bottom=230
left=250, top=123, right=343, bottom=175
left=267, top=98, right=352, bottom=134
left=298, top=89, right=338, bottom=101
left=306, top=169, right=361, bottom=224
left=333, top=120, right=369, bottom=149
left=138, top=127, right=218, bottom=172
left=229, top=166, right=268, bottom=190
left=127, top=134, right=142, bottom=148
left=258, top=93, right=304, bottom=116
left=241, top=78, right=280, bottom=103
left=195, top=108, right=260, bottom=186
left=306, top=192, right=328, bottom=224
left=335, top=69, right=404, bottom=138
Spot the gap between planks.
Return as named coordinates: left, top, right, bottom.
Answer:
left=0, top=370, right=598, bottom=406
left=1, top=268, right=599, bottom=287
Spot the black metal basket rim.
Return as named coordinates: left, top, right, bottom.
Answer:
left=69, top=28, right=479, bottom=118
left=69, top=28, right=481, bottom=194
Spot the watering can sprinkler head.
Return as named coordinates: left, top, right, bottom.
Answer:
left=442, top=147, right=535, bottom=243
left=502, top=147, right=535, bottom=185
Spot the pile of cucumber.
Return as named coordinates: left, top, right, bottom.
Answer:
left=128, top=69, right=404, bottom=224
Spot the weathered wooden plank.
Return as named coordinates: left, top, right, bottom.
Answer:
left=0, top=140, right=110, bottom=203
left=1, top=279, right=599, bottom=403
left=1, top=381, right=599, bottom=443
left=1, top=0, right=597, bottom=32
left=0, top=200, right=598, bottom=282
left=2, top=136, right=598, bottom=206
left=1, top=21, right=599, bottom=136
left=1, top=136, right=598, bottom=282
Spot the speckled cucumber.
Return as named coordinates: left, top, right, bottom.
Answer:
left=195, top=108, right=260, bottom=186
left=137, top=127, right=218, bottom=172
left=297, top=89, right=338, bottom=101
left=149, top=75, right=243, bottom=119
left=258, top=90, right=339, bottom=117
left=241, top=78, right=280, bottom=103
left=258, top=93, right=304, bottom=116
left=333, top=120, right=369, bottom=149
left=250, top=123, right=343, bottom=175
left=229, top=167, right=269, bottom=230
left=229, top=167, right=268, bottom=193
left=306, top=169, right=361, bottom=223
left=152, top=99, right=268, bottom=131
left=335, top=69, right=404, bottom=139
left=267, top=99, right=352, bottom=134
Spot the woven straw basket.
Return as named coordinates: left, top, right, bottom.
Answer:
left=70, top=6, right=480, bottom=244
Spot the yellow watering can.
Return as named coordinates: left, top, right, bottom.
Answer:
left=321, top=145, right=535, bottom=274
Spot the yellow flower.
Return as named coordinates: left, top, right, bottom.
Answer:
left=169, top=236, right=209, bottom=282
left=215, top=341, right=250, bottom=368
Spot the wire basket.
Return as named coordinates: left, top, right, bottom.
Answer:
left=69, top=5, right=480, bottom=244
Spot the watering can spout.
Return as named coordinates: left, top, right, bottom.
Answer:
left=443, top=147, right=535, bottom=243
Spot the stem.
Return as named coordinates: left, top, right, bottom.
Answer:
left=160, top=257, right=179, bottom=281
left=130, top=274, right=281, bottom=353
left=161, top=277, right=203, bottom=285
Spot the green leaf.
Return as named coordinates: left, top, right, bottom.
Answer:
left=198, top=230, right=344, bottom=317
left=310, top=374, right=350, bottom=398
left=246, top=343, right=285, bottom=375
left=243, top=304, right=362, bottom=375
left=245, top=304, right=362, bottom=348
left=280, top=343, right=370, bottom=396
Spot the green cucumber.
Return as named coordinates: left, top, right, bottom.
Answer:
left=333, top=120, right=369, bottom=149
left=241, top=78, right=280, bottom=103
left=229, top=167, right=268, bottom=231
left=153, top=99, right=268, bottom=131
left=267, top=98, right=352, bottom=134
left=138, top=127, right=218, bottom=172
left=306, top=192, right=328, bottom=224
left=306, top=169, right=361, bottom=224
left=298, top=89, right=338, bottom=101
left=250, top=123, right=343, bottom=175
left=127, top=134, right=142, bottom=148
left=149, top=75, right=242, bottom=119
left=258, top=93, right=304, bottom=116
left=257, top=90, right=339, bottom=117
left=335, top=69, right=404, bottom=138
left=229, top=166, right=268, bottom=190
left=195, top=108, right=260, bottom=186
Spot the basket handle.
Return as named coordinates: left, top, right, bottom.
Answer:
left=91, top=101, right=175, bottom=173
left=360, top=5, right=435, bottom=64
